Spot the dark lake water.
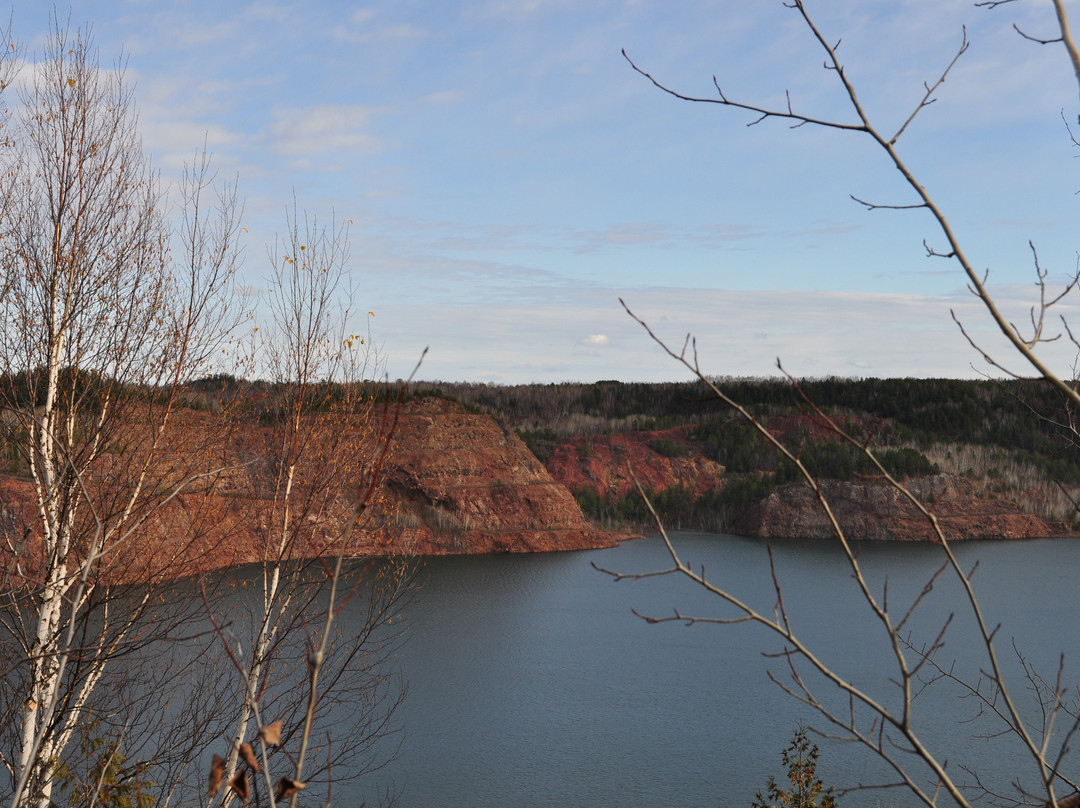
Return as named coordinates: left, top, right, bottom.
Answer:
left=347, top=532, right=1080, bottom=807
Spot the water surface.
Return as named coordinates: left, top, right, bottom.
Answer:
left=357, top=533, right=1080, bottom=807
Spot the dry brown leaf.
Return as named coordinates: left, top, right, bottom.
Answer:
left=275, top=778, right=307, bottom=800
left=238, top=741, right=259, bottom=772
left=208, top=754, right=225, bottom=798
left=229, top=771, right=250, bottom=803
left=257, top=719, right=282, bottom=747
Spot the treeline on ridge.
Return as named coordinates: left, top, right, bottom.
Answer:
left=6, top=371, right=1078, bottom=531
left=412, top=376, right=1080, bottom=473
left=410, top=376, right=1080, bottom=531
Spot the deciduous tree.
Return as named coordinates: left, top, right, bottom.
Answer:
left=0, top=18, right=244, bottom=808
left=617, top=2, right=1080, bottom=806
left=203, top=202, right=415, bottom=808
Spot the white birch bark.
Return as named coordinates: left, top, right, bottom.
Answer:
left=0, top=19, right=240, bottom=808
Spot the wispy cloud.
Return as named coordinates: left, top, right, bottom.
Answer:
left=423, top=89, right=463, bottom=106
left=375, top=284, right=1075, bottom=384
left=472, top=0, right=571, bottom=21
left=329, top=8, right=427, bottom=44
left=11, top=0, right=1070, bottom=386
left=331, top=23, right=427, bottom=43
left=169, top=20, right=240, bottom=48
left=785, top=222, right=864, bottom=238
left=267, top=104, right=387, bottom=158
left=573, top=222, right=670, bottom=251
left=570, top=222, right=766, bottom=253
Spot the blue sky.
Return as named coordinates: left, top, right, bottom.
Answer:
left=7, top=0, right=1080, bottom=383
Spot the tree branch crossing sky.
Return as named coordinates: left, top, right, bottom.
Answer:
left=7, top=0, right=1080, bottom=383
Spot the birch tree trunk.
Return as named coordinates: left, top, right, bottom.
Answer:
left=0, top=18, right=240, bottom=808
left=207, top=204, right=413, bottom=807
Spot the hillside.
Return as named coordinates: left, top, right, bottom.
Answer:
left=375, top=396, right=620, bottom=553
left=4, top=376, right=1068, bottom=577
left=0, top=396, right=619, bottom=582
left=411, top=377, right=1080, bottom=539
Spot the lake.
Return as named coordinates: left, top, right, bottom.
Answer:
left=345, top=532, right=1080, bottom=807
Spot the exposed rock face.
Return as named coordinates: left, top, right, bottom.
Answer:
left=733, top=475, right=1068, bottom=541
left=376, top=397, right=619, bottom=554
left=541, top=423, right=1067, bottom=541
left=4, top=395, right=1064, bottom=582
left=545, top=426, right=724, bottom=499
left=0, top=397, right=619, bottom=583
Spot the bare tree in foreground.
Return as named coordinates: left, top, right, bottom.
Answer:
left=0, top=17, right=419, bottom=808
left=202, top=203, right=417, bottom=808
left=614, top=2, right=1080, bottom=806
left=0, top=20, right=244, bottom=808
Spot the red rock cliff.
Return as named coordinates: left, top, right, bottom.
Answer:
left=545, top=426, right=724, bottom=500
left=541, top=422, right=1066, bottom=542
left=376, top=397, right=619, bottom=554
left=732, top=475, right=1068, bottom=541
left=0, top=397, right=619, bottom=583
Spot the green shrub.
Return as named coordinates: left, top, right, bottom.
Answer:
left=649, top=437, right=691, bottom=458
left=53, top=723, right=155, bottom=808
left=717, top=474, right=775, bottom=506
left=516, top=427, right=559, bottom=463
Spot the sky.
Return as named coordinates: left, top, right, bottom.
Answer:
left=4, top=0, right=1080, bottom=384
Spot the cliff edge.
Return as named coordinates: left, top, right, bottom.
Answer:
left=733, top=475, right=1068, bottom=541
left=0, top=397, right=620, bottom=583
left=542, top=424, right=1067, bottom=541
left=376, top=397, right=619, bottom=554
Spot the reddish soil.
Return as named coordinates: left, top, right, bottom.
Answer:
left=2, top=405, right=1068, bottom=589
left=374, top=397, right=622, bottom=554
left=545, top=425, right=725, bottom=500
left=0, top=398, right=621, bottom=585
left=542, top=414, right=1069, bottom=542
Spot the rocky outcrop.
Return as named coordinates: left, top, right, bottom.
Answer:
left=733, top=475, right=1068, bottom=541
left=4, top=396, right=1065, bottom=581
left=0, top=397, right=620, bottom=583
left=541, top=423, right=1067, bottom=541
left=376, top=397, right=619, bottom=554
left=545, top=426, right=725, bottom=499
